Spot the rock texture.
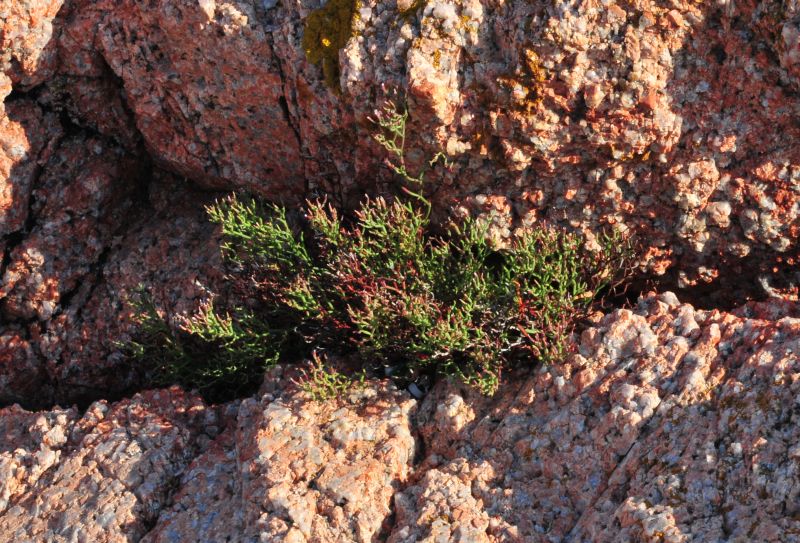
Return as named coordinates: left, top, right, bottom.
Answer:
left=4, top=0, right=800, bottom=401
left=5, top=1, right=800, bottom=540
left=0, top=371, right=418, bottom=543
left=392, top=292, right=800, bottom=542
left=0, top=387, right=219, bottom=542
left=0, top=121, right=222, bottom=406
left=37, top=0, right=800, bottom=287
left=3, top=294, right=800, bottom=541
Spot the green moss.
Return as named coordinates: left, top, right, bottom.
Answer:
left=302, top=0, right=361, bottom=91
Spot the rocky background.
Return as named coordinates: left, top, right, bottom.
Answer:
left=3, top=0, right=800, bottom=541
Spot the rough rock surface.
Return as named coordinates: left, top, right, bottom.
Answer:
left=0, top=112, right=222, bottom=406
left=0, top=371, right=417, bottom=543
left=3, top=294, right=800, bottom=541
left=38, top=0, right=800, bottom=289
left=0, top=387, right=220, bottom=543
left=0, top=0, right=63, bottom=92
left=4, top=0, right=800, bottom=400
left=391, top=292, right=800, bottom=541
left=4, top=1, right=800, bottom=540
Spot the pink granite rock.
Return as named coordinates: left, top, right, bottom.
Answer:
left=0, top=96, right=223, bottom=406
left=0, top=387, right=221, bottom=543
left=0, top=0, right=64, bottom=89
left=388, top=292, right=800, bottom=541
left=7, top=0, right=800, bottom=400
left=57, top=0, right=306, bottom=195
left=0, top=99, right=61, bottom=243
left=3, top=296, right=800, bottom=542
left=0, top=403, right=77, bottom=514
left=142, top=368, right=418, bottom=543
left=4, top=2, right=800, bottom=539
left=24, top=0, right=796, bottom=296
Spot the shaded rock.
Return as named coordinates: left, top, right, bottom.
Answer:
left=0, top=133, right=139, bottom=322
left=0, top=95, right=223, bottom=407
left=36, top=171, right=224, bottom=407
left=0, top=99, right=61, bottom=242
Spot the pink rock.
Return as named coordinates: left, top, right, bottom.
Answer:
left=0, top=388, right=220, bottom=542
left=0, top=0, right=64, bottom=88
left=143, top=371, right=417, bottom=543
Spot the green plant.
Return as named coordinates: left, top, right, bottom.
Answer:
left=125, top=291, right=280, bottom=400
left=294, top=351, right=366, bottom=402
left=127, top=100, right=634, bottom=397
left=370, top=101, right=448, bottom=215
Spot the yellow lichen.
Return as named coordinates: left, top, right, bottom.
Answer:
left=524, top=49, right=546, bottom=85
left=495, top=47, right=548, bottom=114
left=302, top=0, right=361, bottom=91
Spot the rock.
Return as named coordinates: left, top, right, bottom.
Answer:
left=0, top=403, right=78, bottom=515
left=22, top=0, right=796, bottom=296
left=0, top=100, right=62, bottom=242
left=0, top=0, right=64, bottom=89
left=58, top=0, right=306, bottom=195
left=4, top=0, right=800, bottom=396
left=3, top=295, right=800, bottom=541
left=0, top=388, right=221, bottom=543
left=142, top=373, right=417, bottom=543
left=389, top=292, right=800, bottom=541
left=0, top=96, right=222, bottom=407
left=5, top=3, right=800, bottom=539
left=35, top=171, right=225, bottom=407
left=0, top=376, right=416, bottom=543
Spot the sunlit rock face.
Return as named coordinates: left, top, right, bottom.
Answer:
left=3, top=296, right=800, bottom=541
left=2, top=1, right=800, bottom=537
left=4, top=0, right=800, bottom=400
left=40, top=0, right=800, bottom=284
left=392, top=292, right=800, bottom=541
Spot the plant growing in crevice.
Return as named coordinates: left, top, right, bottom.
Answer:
left=293, top=351, right=366, bottom=402
left=127, top=100, right=635, bottom=398
left=124, top=291, right=280, bottom=401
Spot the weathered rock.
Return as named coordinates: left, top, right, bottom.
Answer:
left=5, top=296, right=800, bottom=541
left=0, top=95, right=223, bottom=406
left=0, top=99, right=62, bottom=243
left=0, top=0, right=64, bottom=89
left=58, top=0, right=306, bottom=194
left=35, top=171, right=224, bottom=406
left=145, top=370, right=417, bottom=543
left=34, top=0, right=800, bottom=295
left=390, top=292, right=800, bottom=541
left=0, top=387, right=220, bottom=543
left=0, top=403, right=77, bottom=515
left=6, top=0, right=800, bottom=400
left=0, top=132, right=139, bottom=322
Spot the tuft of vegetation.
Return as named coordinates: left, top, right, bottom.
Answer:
left=293, top=352, right=366, bottom=402
left=125, top=293, right=280, bottom=401
left=127, top=101, right=634, bottom=398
